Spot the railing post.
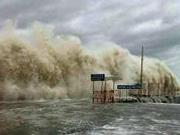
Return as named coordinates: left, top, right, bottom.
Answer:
left=104, top=80, right=106, bottom=103
left=92, top=81, right=94, bottom=103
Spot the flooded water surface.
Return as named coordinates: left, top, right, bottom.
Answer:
left=0, top=99, right=180, bottom=135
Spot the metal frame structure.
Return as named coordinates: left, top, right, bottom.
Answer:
left=91, top=46, right=178, bottom=104
left=91, top=75, right=121, bottom=104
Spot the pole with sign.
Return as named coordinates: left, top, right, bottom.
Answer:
left=91, top=74, right=105, bottom=103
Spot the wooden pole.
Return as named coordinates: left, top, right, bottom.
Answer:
left=140, top=45, right=144, bottom=97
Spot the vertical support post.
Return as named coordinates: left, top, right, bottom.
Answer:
left=157, top=83, right=159, bottom=96
left=140, top=45, right=144, bottom=97
left=148, top=83, right=150, bottom=97
left=159, top=83, right=161, bottom=97
left=112, top=80, right=115, bottom=103
left=92, top=81, right=94, bottom=103
left=101, top=81, right=103, bottom=93
left=113, top=80, right=115, bottom=91
left=104, top=80, right=106, bottom=103
left=158, top=82, right=161, bottom=97
left=101, top=81, right=103, bottom=103
left=126, top=89, right=128, bottom=101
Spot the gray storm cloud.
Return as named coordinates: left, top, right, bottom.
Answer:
left=0, top=0, right=180, bottom=78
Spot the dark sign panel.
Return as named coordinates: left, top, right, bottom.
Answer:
left=91, top=74, right=105, bottom=81
left=117, top=83, right=142, bottom=89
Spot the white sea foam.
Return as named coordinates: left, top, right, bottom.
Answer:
left=90, top=124, right=135, bottom=135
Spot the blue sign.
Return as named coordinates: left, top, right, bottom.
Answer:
left=91, top=74, right=105, bottom=81
left=117, top=83, right=142, bottom=89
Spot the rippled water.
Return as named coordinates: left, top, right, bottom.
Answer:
left=0, top=99, right=180, bottom=135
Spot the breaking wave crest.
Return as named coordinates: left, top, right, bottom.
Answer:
left=0, top=22, right=179, bottom=100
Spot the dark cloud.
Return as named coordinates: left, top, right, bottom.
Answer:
left=0, top=0, right=180, bottom=77
left=0, top=0, right=90, bottom=27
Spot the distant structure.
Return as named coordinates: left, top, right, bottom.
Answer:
left=91, top=46, right=177, bottom=104
left=91, top=74, right=121, bottom=103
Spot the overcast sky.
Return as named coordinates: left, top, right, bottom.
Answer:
left=0, top=0, right=180, bottom=78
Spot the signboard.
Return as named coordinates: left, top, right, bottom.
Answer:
left=117, top=83, right=142, bottom=89
left=91, top=74, right=105, bottom=81
left=105, top=76, right=122, bottom=81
